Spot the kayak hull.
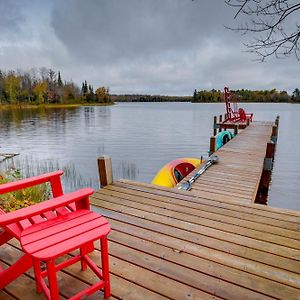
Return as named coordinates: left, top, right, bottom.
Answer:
left=216, top=130, right=234, bottom=150
left=152, top=158, right=202, bottom=188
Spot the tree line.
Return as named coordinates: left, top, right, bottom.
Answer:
left=0, top=68, right=112, bottom=105
left=193, top=88, right=300, bottom=103
left=110, top=94, right=191, bottom=102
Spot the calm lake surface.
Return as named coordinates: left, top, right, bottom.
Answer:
left=0, top=102, right=299, bottom=211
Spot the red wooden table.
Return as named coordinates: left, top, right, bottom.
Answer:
left=20, top=209, right=111, bottom=300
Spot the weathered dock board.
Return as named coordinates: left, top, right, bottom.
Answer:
left=182, top=121, right=275, bottom=204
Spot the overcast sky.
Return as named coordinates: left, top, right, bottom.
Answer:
left=0, top=0, right=298, bottom=95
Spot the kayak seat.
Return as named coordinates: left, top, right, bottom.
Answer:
left=174, top=162, right=196, bottom=184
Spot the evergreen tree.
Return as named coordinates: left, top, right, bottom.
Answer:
left=81, top=81, right=88, bottom=96
left=84, top=81, right=88, bottom=94
left=292, top=88, right=300, bottom=102
left=193, top=89, right=197, bottom=102
left=0, top=70, right=4, bottom=101
left=57, top=71, right=63, bottom=87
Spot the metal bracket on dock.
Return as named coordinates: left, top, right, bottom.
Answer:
left=263, top=157, right=273, bottom=171
left=271, top=135, right=277, bottom=144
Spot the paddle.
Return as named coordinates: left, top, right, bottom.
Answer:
left=178, top=155, right=219, bottom=191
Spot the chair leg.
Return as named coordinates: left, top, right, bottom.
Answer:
left=0, top=254, right=32, bottom=289
left=100, top=237, right=111, bottom=298
left=33, top=259, right=42, bottom=293
left=47, top=259, right=60, bottom=300
left=0, top=229, right=13, bottom=244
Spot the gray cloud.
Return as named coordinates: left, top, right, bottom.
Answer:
left=0, top=0, right=298, bottom=95
left=51, top=0, right=230, bottom=63
left=0, top=0, right=25, bottom=40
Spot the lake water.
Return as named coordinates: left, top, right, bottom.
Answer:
left=0, top=102, right=299, bottom=211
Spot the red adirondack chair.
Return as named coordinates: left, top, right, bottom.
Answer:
left=223, top=87, right=253, bottom=123
left=0, top=170, right=66, bottom=288
left=0, top=171, right=111, bottom=299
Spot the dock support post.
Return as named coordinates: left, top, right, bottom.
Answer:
left=271, top=125, right=278, bottom=144
left=98, top=156, right=113, bottom=188
left=246, top=118, right=250, bottom=127
left=213, top=116, right=217, bottom=136
left=209, top=136, right=216, bottom=155
left=219, top=115, right=222, bottom=132
left=234, top=124, right=238, bottom=135
left=255, top=141, right=275, bottom=204
left=275, top=115, right=280, bottom=127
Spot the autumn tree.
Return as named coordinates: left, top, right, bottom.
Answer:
left=62, top=83, right=77, bottom=103
left=3, top=73, right=21, bottom=103
left=33, top=81, right=47, bottom=104
left=96, top=87, right=110, bottom=103
left=225, top=0, right=300, bottom=61
left=19, top=71, right=33, bottom=103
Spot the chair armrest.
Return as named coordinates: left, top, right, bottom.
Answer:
left=0, top=188, right=94, bottom=227
left=0, top=170, right=64, bottom=196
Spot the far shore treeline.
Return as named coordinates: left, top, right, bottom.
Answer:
left=112, top=88, right=300, bottom=103
left=0, top=69, right=112, bottom=106
left=192, top=88, right=300, bottom=103
left=1, top=69, right=300, bottom=106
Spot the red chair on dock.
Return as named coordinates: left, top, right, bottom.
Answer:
left=223, top=87, right=253, bottom=123
left=0, top=171, right=111, bottom=299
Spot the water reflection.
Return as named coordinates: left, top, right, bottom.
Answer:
left=84, top=107, right=95, bottom=127
left=0, top=103, right=299, bottom=211
left=114, top=160, right=138, bottom=181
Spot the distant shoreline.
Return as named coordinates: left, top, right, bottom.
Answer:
left=111, top=92, right=299, bottom=103
left=0, top=102, right=114, bottom=110
left=114, top=101, right=299, bottom=103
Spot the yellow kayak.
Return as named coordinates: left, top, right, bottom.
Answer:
left=152, top=157, right=202, bottom=188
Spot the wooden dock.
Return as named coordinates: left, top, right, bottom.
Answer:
left=182, top=121, right=276, bottom=204
left=2, top=118, right=300, bottom=299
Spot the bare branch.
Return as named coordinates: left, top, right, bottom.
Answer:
left=225, top=0, right=300, bottom=60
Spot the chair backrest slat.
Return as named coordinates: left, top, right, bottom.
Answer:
left=30, top=215, right=46, bottom=224
left=42, top=211, right=57, bottom=220
left=19, top=219, right=33, bottom=230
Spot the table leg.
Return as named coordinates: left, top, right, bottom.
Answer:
left=47, top=259, right=60, bottom=300
left=33, top=259, right=42, bottom=293
left=80, top=246, right=87, bottom=271
left=100, top=237, right=111, bottom=298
